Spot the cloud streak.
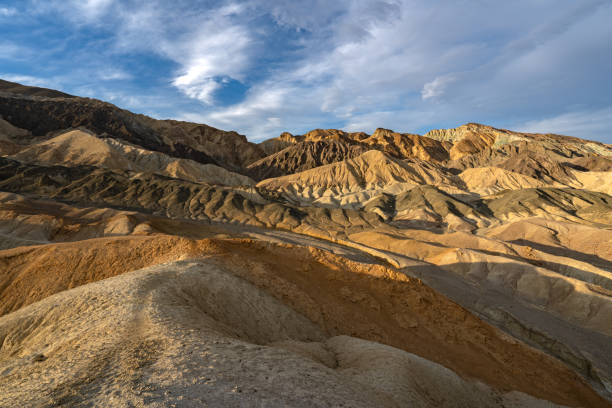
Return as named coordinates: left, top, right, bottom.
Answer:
left=517, top=108, right=612, bottom=143
left=4, top=0, right=612, bottom=143
left=0, top=7, right=17, bottom=16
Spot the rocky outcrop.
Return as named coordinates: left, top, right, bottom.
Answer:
left=0, top=78, right=74, bottom=98
left=359, top=128, right=450, bottom=161
left=256, top=150, right=463, bottom=207
left=0, top=80, right=265, bottom=172
left=9, top=130, right=255, bottom=186
left=497, top=151, right=577, bottom=185
left=257, top=131, right=300, bottom=155
left=248, top=139, right=368, bottom=180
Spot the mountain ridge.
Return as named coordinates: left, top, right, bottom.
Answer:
left=1, top=79, right=612, bottom=407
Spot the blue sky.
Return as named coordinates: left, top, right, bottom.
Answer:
left=1, top=0, right=611, bottom=143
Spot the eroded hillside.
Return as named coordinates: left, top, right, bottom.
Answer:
left=1, top=79, right=611, bottom=407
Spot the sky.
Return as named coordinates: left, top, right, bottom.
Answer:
left=1, top=0, right=611, bottom=143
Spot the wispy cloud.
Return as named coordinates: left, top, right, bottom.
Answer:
left=516, top=107, right=612, bottom=141
left=168, top=16, right=252, bottom=105
left=4, top=0, right=612, bottom=142
left=0, top=7, right=17, bottom=16
left=94, top=1, right=253, bottom=105
left=97, top=68, right=132, bottom=81
left=0, top=74, right=51, bottom=87
left=31, top=0, right=115, bottom=22
left=421, top=76, right=455, bottom=100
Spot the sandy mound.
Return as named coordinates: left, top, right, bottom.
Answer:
left=0, top=235, right=205, bottom=315
left=570, top=170, right=612, bottom=195
left=0, top=117, right=29, bottom=142
left=426, top=123, right=612, bottom=160
left=484, top=217, right=612, bottom=264
left=256, top=127, right=450, bottom=166
left=257, top=150, right=462, bottom=207
left=425, top=123, right=511, bottom=160
left=459, top=166, right=551, bottom=195
left=10, top=130, right=254, bottom=186
left=3, top=237, right=608, bottom=405
left=569, top=154, right=612, bottom=171
left=363, top=185, right=485, bottom=230
left=0, top=78, right=74, bottom=98
left=0, top=191, right=166, bottom=249
left=430, top=247, right=612, bottom=336
left=1, top=255, right=603, bottom=407
left=498, top=150, right=577, bottom=184
left=484, top=187, right=612, bottom=225
left=0, top=81, right=267, bottom=171
left=0, top=118, right=30, bottom=156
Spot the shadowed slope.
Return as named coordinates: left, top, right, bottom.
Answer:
left=0, top=79, right=265, bottom=171
left=247, top=139, right=368, bottom=180
left=10, top=129, right=255, bottom=186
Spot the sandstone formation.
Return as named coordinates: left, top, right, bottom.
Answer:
left=247, top=139, right=368, bottom=180
left=0, top=80, right=265, bottom=171
left=10, top=130, right=254, bottom=186
left=1, top=79, right=611, bottom=406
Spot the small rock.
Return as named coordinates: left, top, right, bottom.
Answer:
left=32, top=354, right=46, bottom=362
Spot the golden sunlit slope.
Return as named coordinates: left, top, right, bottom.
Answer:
left=257, top=150, right=463, bottom=207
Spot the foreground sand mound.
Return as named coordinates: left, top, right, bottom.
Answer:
left=9, top=130, right=254, bottom=186
left=0, top=236, right=608, bottom=406
left=0, top=235, right=205, bottom=315
left=1, top=257, right=604, bottom=407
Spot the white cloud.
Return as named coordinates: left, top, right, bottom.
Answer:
left=0, top=7, right=17, bottom=16
left=12, top=0, right=612, bottom=143
left=0, top=42, right=24, bottom=59
left=97, top=2, right=254, bottom=106
left=190, top=84, right=293, bottom=137
left=175, top=78, right=221, bottom=105
left=97, top=68, right=132, bottom=81
left=168, top=21, right=252, bottom=105
left=421, top=76, right=455, bottom=100
left=30, top=0, right=115, bottom=22
left=76, top=0, right=114, bottom=18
